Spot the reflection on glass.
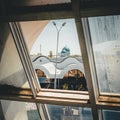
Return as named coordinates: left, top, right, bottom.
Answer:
left=21, top=19, right=87, bottom=91
left=25, top=103, right=40, bottom=120
left=0, top=23, right=30, bottom=89
left=1, top=100, right=40, bottom=120
left=88, top=15, right=120, bottom=93
left=103, top=110, right=120, bottom=120
left=47, top=104, right=93, bottom=120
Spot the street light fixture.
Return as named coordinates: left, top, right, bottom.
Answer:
left=53, top=21, right=66, bottom=89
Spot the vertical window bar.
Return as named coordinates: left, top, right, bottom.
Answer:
left=98, top=109, right=104, bottom=120
left=41, top=104, right=51, bottom=120
left=75, top=18, right=99, bottom=120
left=36, top=103, right=44, bottom=120
left=81, top=18, right=100, bottom=99
left=37, top=104, right=50, bottom=120
left=71, top=0, right=99, bottom=119
left=75, top=19, right=97, bottom=120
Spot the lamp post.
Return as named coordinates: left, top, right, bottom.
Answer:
left=53, top=21, right=66, bottom=89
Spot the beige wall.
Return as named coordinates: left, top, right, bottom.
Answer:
left=20, top=20, right=49, bottom=52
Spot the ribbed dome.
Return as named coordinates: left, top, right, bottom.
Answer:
left=61, top=46, right=70, bottom=54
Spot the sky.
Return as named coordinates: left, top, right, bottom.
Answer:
left=30, top=19, right=81, bottom=56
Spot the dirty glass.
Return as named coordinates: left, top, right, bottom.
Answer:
left=88, top=15, right=120, bottom=94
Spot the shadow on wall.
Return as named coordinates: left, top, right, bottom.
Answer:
left=0, top=69, right=29, bottom=88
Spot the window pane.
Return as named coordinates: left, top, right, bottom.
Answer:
left=88, top=15, right=120, bottom=94
left=0, top=100, right=40, bottom=120
left=20, top=19, right=88, bottom=91
left=0, top=23, right=30, bottom=89
left=46, top=104, right=93, bottom=120
left=25, top=103, right=40, bottom=120
left=103, top=110, right=120, bottom=120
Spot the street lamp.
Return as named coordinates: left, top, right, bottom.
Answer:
left=53, top=21, right=66, bottom=89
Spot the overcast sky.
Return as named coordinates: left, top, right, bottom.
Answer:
left=30, top=19, right=81, bottom=56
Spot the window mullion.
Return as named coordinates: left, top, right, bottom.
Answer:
left=36, top=103, right=51, bottom=120
left=76, top=18, right=99, bottom=120
left=81, top=18, right=100, bottom=100
left=71, top=0, right=99, bottom=119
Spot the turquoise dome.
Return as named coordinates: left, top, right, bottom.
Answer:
left=61, top=46, right=70, bottom=56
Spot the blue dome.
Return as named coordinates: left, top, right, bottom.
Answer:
left=61, top=46, right=70, bottom=56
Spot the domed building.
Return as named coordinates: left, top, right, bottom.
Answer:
left=31, top=54, right=87, bottom=91
left=61, top=46, right=70, bottom=57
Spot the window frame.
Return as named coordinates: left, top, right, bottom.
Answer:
left=9, top=21, right=90, bottom=104
left=0, top=0, right=120, bottom=120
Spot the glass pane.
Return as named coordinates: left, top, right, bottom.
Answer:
left=20, top=19, right=88, bottom=91
left=103, top=110, right=120, bottom=120
left=0, top=23, right=30, bottom=89
left=0, top=100, right=40, bottom=120
left=88, top=15, right=120, bottom=93
left=25, top=103, right=40, bottom=120
left=46, top=104, right=93, bottom=120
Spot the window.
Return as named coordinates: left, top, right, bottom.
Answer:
left=20, top=19, right=88, bottom=92
left=88, top=15, right=120, bottom=94
left=0, top=1, right=120, bottom=120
